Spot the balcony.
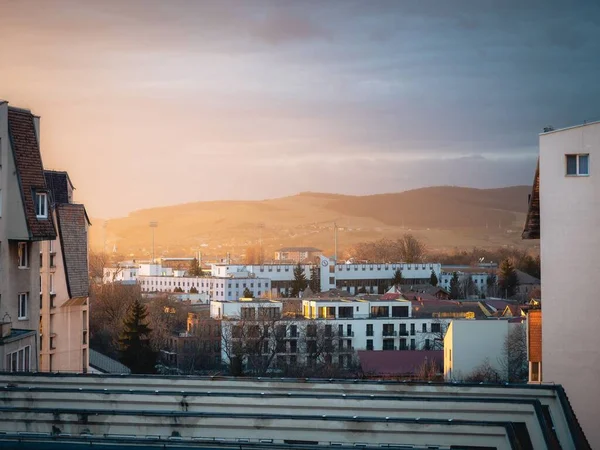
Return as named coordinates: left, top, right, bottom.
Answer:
left=399, top=331, right=409, bottom=337
left=382, top=330, right=397, bottom=337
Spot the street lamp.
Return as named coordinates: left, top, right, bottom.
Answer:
left=149, top=221, right=158, bottom=263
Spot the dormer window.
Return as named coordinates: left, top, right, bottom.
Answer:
left=36, top=192, right=48, bottom=218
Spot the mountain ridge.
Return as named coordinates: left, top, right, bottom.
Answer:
left=90, top=185, right=535, bottom=258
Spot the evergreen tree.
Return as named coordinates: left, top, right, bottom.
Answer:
left=119, top=299, right=157, bottom=374
left=243, top=287, right=253, bottom=298
left=290, top=263, right=308, bottom=297
left=498, top=259, right=519, bottom=298
left=187, top=257, right=203, bottom=277
left=391, top=269, right=403, bottom=286
left=430, top=270, right=438, bottom=286
left=309, top=266, right=321, bottom=293
left=449, top=272, right=461, bottom=299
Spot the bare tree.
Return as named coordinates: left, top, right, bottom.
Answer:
left=499, top=324, right=528, bottom=383
left=465, top=359, right=502, bottom=383
left=419, top=318, right=449, bottom=350
left=397, top=234, right=426, bottom=263
left=460, top=277, right=479, bottom=299
left=146, top=295, right=190, bottom=352
left=221, top=305, right=297, bottom=377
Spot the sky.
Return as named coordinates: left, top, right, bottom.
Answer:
left=1, top=0, right=599, bottom=218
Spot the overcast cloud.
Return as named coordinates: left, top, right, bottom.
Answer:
left=1, top=0, right=599, bottom=217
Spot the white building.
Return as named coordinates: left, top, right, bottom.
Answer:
left=138, top=273, right=272, bottom=301
left=212, top=257, right=442, bottom=296
left=439, top=270, right=490, bottom=295
left=522, top=120, right=600, bottom=447
left=443, top=319, right=518, bottom=381
left=211, top=296, right=449, bottom=371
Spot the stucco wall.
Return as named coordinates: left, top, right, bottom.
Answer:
left=539, top=122, right=600, bottom=447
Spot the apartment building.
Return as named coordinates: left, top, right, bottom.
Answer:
left=274, top=246, right=322, bottom=262
left=212, top=257, right=442, bottom=296
left=522, top=120, right=599, bottom=447
left=39, top=170, right=90, bottom=373
left=211, top=296, right=449, bottom=372
left=0, top=102, right=57, bottom=372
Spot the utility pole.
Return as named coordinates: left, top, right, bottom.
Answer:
left=149, top=221, right=158, bottom=263
left=334, top=222, right=338, bottom=263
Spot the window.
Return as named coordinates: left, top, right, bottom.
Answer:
left=431, top=323, right=442, bottom=333
left=422, top=323, right=427, bottom=333
left=49, top=240, right=55, bottom=253
left=366, top=339, right=374, bottom=351
left=18, top=242, right=28, bottom=268
left=366, top=324, right=373, bottom=337
left=6, top=346, right=31, bottom=372
left=566, top=154, right=589, bottom=176
left=35, top=192, right=48, bottom=218
left=49, top=274, right=55, bottom=294
left=18, top=293, right=28, bottom=319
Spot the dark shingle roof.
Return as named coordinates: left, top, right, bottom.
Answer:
left=7, top=107, right=56, bottom=240
left=56, top=203, right=90, bottom=299
left=89, top=349, right=131, bottom=374
left=44, top=170, right=73, bottom=205
left=522, top=160, right=540, bottom=239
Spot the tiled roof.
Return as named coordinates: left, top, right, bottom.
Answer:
left=44, top=170, right=73, bottom=205
left=7, top=108, right=56, bottom=240
left=522, top=160, right=540, bottom=239
left=515, top=269, right=540, bottom=286
left=56, top=204, right=90, bottom=299
left=358, top=350, right=443, bottom=376
left=89, top=349, right=131, bottom=374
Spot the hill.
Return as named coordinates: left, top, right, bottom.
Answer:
left=90, top=186, right=536, bottom=259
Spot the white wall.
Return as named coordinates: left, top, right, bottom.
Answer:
left=539, top=121, right=600, bottom=447
left=444, top=320, right=513, bottom=381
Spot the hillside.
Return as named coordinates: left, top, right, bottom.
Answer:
left=90, top=186, right=536, bottom=259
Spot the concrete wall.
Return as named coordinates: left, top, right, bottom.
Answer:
left=539, top=121, right=600, bottom=447
left=0, top=102, right=41, bottom=371
left=40, top=218, right=88, bottom=373
left=444, top=319, right=512, bottom=381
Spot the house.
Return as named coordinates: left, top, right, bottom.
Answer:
left=444, top=319, right=520, bottom=381
left=39, top=170, right=90, bottom=373
left=88, top=349, right=130, bottom=374
left=522, top=120, right=599, bottom=447
left=274, top=246, right=322, bottom=262
left=0, top=102, right=57, bottom=371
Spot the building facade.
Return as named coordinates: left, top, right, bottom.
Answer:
left=0, top=102, right=56, bottom=372
left=274, top=246, right=322, bottom=261
left=522, top=120, right=600, bottom=447
left=39, top=171, right=90, bottom=373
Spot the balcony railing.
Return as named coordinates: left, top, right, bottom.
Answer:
left=382, top=331, right=397, bottom=337
left=399, top=331, right=409, bottom=336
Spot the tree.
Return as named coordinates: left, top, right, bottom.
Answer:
left=391, top=269, right=403, bottom=286
left=243, top=287, right=253, bottom=298
left=498, top=259, right=519, bottom=299
left=449, top=272, right=461, bottom=299
left=119, top=299, right=157, bottom=374
left=486, top=272, right=498, bottom=298
left=89, top=283, right=140, bottom=359
left=187, top=257, right=204, bottom=277
left=397, top=234, right=426, bottom=263
left=460, top=277, right=478, bottom=298
left=430, top=270, right=438, bottom=287
left=190, top=286, right=199, bottom=294
left=309, top=266, right=320, bottom=293
left=500, top=325, right=528, bottom=383
left=244, top=245, right=265, bottom=265
left=465, top=359, right=502, bottom=383
left=290, top=263, right=308, bottom=298
left=146, top=296, right=190, bottom=353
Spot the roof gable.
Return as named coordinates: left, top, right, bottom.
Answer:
left=56, top=203, right=90, bottom=299
left=44, top=170, right=73, bottom=205
left=522, top=160, right=540, bottom=239
left=7, top=108, right=56, bottom=240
